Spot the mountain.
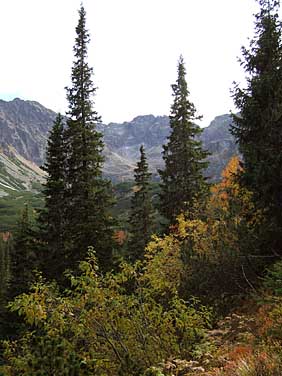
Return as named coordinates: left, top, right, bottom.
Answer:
left=0, top=98, right=238, bottom=185
left=99, top=114, right=238, bottom=182
left=0, top=144, right=46, bottom=231
left=98, top=115, right=171, bottom=181
left=0, top=146, right=45, bottom=197
left=0, top=98, right=54, bottom=196
left=202, top=115, right=238, bottom=181
left=0, top=98, right=56, bottom=166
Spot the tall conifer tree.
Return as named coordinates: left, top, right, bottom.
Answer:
left=159, top=56, right=209, bottom=225
left=38, top=113, right=66, bottom=281
left=64, top=5, right=114, bottom=271
left=127, top=145, right=154, bottom=262
left=231, top=0, right=282, bottom=255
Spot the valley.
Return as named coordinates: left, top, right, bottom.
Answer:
left=0, top=98, right=238, bottom=231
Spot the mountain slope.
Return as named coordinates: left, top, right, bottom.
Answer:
left=99, top=114, right=238, bottom=181
left=0, top=146, right=45, bottom=197
left=98, top=115, right=170, bottom=181
left=203, top=115, right=238, bottom=181
left=0, top=98, right=238, bottom=183
left=0, top=146, right=45, bottom=232
left=0, top=98, right=56, bottom=166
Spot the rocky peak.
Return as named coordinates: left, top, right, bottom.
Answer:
left=0, top=98, right=56, bottom=165
left=0, top=98, right=238, bottom=182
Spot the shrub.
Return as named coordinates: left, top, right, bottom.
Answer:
left=1, top=251, right=212, bottom=375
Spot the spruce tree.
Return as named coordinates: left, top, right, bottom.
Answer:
left=0, top=237, right=11, bottom=310
left=2, top=208, right=39, bottom=338
left=8, top=205, right=37, bottom=300
left=38, top=113, right=66, bottom=281
left=64, top=5, right=114, bottom=272
left=231, top=0, right=282, bottom=255
left=127, top=145, right=154, bottom=262
left=159, top=56, right=209, bottom=225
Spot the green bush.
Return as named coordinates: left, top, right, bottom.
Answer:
left=1, top=252, right=212, bottom=375
left=263, top=261, right=282, bottom=296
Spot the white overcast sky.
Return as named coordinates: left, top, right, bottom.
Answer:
left=0, top=0, right=270, bottom=126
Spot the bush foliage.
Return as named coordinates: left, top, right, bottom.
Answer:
left=1, top=250, right=213, bottom=375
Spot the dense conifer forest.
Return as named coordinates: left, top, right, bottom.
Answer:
left=1, top=1, right=282, bottom=374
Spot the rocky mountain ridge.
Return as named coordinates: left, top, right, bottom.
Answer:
left=98, top=113, right=238, bottom=181
left=0, top=98, right=56, bottom=166
left=0, top=98, right=238, bottom=186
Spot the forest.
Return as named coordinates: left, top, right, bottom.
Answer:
left=1, top=0, right=282, bottom=375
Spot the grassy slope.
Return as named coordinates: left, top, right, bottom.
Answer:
left=0, top=149, right=45, bottom=232
left=0, top=190, right=43, bottom=232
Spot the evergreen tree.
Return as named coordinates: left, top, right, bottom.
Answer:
left=38, top=113, right=66, bottom=281
left=0, top=238, right=10, bottom=301
left=0, top=237, right=11, bottom=312
left=7, top=205, right=37, bottom=300
left=64, top=5, right=114, bottom=272
left=127, top=145, right=154, bottom=262
left=231, top=0, right=282, bottom=255
left=0, top=237, right=16, bottom=341
left=159, top=56, right=209, bottom=225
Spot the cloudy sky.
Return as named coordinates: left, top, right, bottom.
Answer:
left=0, top=0, right=266, bottom=126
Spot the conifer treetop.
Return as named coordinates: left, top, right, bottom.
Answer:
left=170, top=55, right=202, bottom=124
left=159, top=56, right=209, bottom=225
left=66, top=5, right=100, bottom=125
